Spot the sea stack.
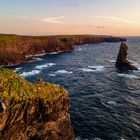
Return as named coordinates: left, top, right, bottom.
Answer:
left=116, top=43, right=138, bottom=70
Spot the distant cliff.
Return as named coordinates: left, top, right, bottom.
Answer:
left=0, top=34, right=126, bottom=66
left=0, top=68, right=75, bottom=140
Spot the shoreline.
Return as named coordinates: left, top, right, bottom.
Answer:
left=0, top=34, right=126, bottom=66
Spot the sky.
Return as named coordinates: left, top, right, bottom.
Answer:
left=0, top=0, right=140, bottom=36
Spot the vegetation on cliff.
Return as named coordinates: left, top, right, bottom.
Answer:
left=0, top=34, right=126, bottom=66
left=0, top=68, right=67, bottom=101
left=0, top=68, right=75, bottom=140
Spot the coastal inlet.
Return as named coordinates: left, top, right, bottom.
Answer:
left=12, top=37, right=140, bottom=140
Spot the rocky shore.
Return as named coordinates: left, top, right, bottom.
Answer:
left=0, top=34, right=126, bottom=66
left=0, top=68, right=75, bottom=140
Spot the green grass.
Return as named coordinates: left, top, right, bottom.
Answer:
left=0, top=33, right=106, bottom=48
left=0, top=34, right=17, bottom=47
left=0, top=68, right=68, bottom=101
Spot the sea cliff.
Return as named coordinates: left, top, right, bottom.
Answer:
left=0, top=34, right=126, bottom=66
left=0, top=68, right=75, bottom=140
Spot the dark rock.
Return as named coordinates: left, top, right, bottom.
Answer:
left=116, top=43, right=138, bottom=70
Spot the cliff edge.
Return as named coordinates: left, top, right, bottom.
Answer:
left=0, top=34, right=126, bottom=66
left=0, top=68, right=75, bottom=140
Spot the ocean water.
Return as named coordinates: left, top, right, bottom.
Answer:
left=12, top=37, right=140, bottom=140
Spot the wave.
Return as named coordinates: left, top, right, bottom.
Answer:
left=76, top=137, right=102, bottom=140
left=88, top=66, right=105, bottom=72
left=107, top=60, right=116, bottom=63
left=35, top=63, right=56, bottom=70
left=34, top=57, right=44, bottom=61
left=20, top=70, right=41, bottom=77
left=26, top=53, right=46, bottom=58
left=48, top=74, right=56, bottom=77
left=14, top=67, right=22, bottom=72
left=129, top=60, right=140, bottom=66
left=76, top=48, right=82, bottom=51
left=107, top=100, right=116, bottom=106
left=117, top=73, right=139, bottom=79
left=80, top=66, right=105, bottom=72
left=49, top=51, right=62, bottom=55
left=55, top=70, right=73, bottom=74
left=80, top=68, right=95, bottom=72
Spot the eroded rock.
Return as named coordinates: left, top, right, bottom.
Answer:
left=0, top=68, right=75, bottom=140
left=116, top=43, right=138, bottom=70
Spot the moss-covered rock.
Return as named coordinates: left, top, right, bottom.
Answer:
left=0, top=68, right=75, bottom=140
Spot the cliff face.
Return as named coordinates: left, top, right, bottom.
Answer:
left=0, top=34, right=74, bottom=65
left=0, top=34, right=126, bottom=66
left=0, top=68, right=75, bottom=140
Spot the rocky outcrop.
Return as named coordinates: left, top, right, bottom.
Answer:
left=0, top=68, right=75, bottom=140
left=116, top=43, right=137, bottom=70
left=0, top=34, right=126, bottom=66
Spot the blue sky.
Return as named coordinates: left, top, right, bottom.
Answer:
left=0, top=0, right=140, bottom=35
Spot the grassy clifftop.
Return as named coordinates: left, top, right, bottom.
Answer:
left=0, top=68, right=68, bottom=101
left=0, top=34, right=126, bottom=48
left=0, top=68, right=75, bottom=140
left=0, top=34, right=126, bottom=66
left=0, top=34, right=17, bottom=47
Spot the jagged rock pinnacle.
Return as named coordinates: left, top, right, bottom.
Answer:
left=116, top=43, right=138, bottom=70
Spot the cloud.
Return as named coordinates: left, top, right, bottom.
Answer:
left=64, top=3, right=80, bottom=6
left=92, top=15, right=140, bottom=25
left=96, top=26, right=105, bottom=29
left=41, top=16, right=65, bottom=24
left=21, top=16, right=65, bottom=24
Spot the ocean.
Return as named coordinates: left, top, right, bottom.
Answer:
left=12, top=37, right=140, bottom=140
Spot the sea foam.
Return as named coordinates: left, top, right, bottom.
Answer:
left=76, top=137, right=102, bottom=140
left=26, top=53, right=46, bottom=58
left=80, top=68, right=95, bottom=72
left=48, top=74, right=56, bottom=77
left=35, top=63, right=56, bottom=70
left=81, top=66, right=105, bottom=72
left=88, top=66, right=105, bottom=72
left=107, top=101, right=116, bottom=106
left=55, top=70, right=73, bottom=74
left=49, top=51, right=62, bottom=55
left=14, top=67, right=22, bottom=72
left=20, top=70, right=41, bottom=77
left=117, top=73, right=139, bottom=79
left=108, top=60, right=116, bottom=63
left=34, top=57, right=43, bottom=61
